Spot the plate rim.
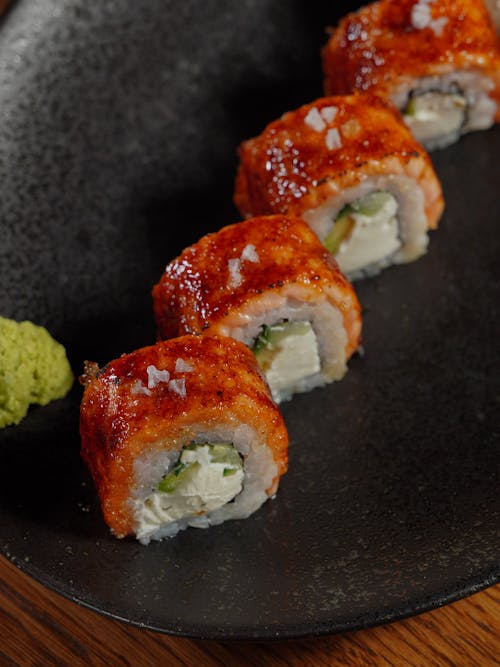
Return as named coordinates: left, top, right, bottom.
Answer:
left=3, top=552, right=499, bottom=639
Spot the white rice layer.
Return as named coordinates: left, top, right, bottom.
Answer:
left=131, top=424, right=277, bottom=544
left=214, top=289, right=348, bottom=403
left=393, top=70, right=498, bottom=150
left=302, top=174, right=429, bottom=280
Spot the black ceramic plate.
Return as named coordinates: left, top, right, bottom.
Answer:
left=0, top=0, right=499, bottom=640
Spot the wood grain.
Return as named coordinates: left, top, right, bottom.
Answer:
left=1, top=556, right=499, bottom=666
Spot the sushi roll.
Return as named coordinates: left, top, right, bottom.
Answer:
left=322, top=0, right=500, bottom=150
left=80, top=335, right=288, bottom=543
left=234, top=95, right=443, bottom=279
left=153, top=215, right=361, bottom=404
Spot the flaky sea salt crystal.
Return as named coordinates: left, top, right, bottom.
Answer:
left=304, top=107, right=326, bottom=132
left=320, top=106, right=338, bottom=123
left=241, top=243, right=259, bottom=263
left=228, top=258, right=243, bottom=288
left=430, top=16, right=448, bottom=36
left=411, top=2, right=431, bottom=29
left=325, top=127, right=342, bottom=150
left=169, top=378, right=186, bottom=398
left=147, top=365, right=170, bottom=389
left=131, top=380, right=152, bottom=396
left=175, top=358, right=193, bottom=373
left=411, top=0, right=447, bottom=36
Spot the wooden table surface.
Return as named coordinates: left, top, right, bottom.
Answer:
left=1, top=556, right=498, bottom=666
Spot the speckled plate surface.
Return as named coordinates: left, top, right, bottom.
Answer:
left=0, top=0, right=499, bottom=640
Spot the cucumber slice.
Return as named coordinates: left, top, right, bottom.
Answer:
left=157, top=442, right=242, bottom=493
left=158, top=461, right=200, bottom=493
left=352, top=191, right=394, bottom=216
left=252, top=320, right=314, bottom=370
left=324, top=214, right=355, bottom=255
left=253, top=321, right=311, bottom=354
left=252, top=324, right=273, bottom=354
left=403, top=91, right=467, bottom=121
left=404, top=96, right=418, bottom=117
left=209, top=443, right=242, bottom=468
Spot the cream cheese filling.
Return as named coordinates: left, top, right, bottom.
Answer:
left=265, top=325, right=320, bottom=399
left=135, top=445, right=244, bottom=539
left=253, top=321, right=321, bottom=402
left=403, top=91, right=467, bottom=149
left=327, top=193, right=401, bottom=275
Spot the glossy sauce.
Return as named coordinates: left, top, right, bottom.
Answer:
left=153, top=214, right=361, bottom=356
left=322, top=0, right=500, bottom=107
left=80, top=335, right=289, bottom=537
left=234, top=95, right=443, bottom=226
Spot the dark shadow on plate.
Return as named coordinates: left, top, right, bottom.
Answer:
left=0, top=387, right=102, bottom=537
left=143, top=180, right=240, bottom=275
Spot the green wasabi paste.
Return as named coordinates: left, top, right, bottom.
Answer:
left=0, top=316, right=73, bottom=428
